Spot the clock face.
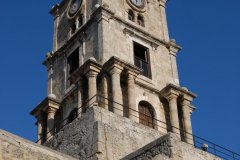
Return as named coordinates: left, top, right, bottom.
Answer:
left=130, top=0, right=145, bottom=8
left=69, top=0, right=82, bottom=16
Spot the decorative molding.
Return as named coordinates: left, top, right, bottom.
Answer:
left=160, top=83, right=197, bottom=100
left=123, top=28, right=159, bottom=50
left=30, top=97, right=61, bottom=118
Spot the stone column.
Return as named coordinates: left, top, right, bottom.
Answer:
left=86, top=70, right=99, bottom=107
left=46, top=107, right=57, bottom=141
left=77, top=80, right=83, bottom=117
left=37, top=115, right=44, bottom=144
left=166, top=92, right=180, bottom=137
left=182, top=97, right=194, bottom=144
left=102, top=75, right=108, bottom=109
left=127, top=71, right=138, bottom=122
left=109, top=65, right=123, bottom=116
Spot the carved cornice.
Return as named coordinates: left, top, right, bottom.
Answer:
left=160, top=83, right=197, bottom=100
left=123, top=28, right=159, bottom=50
left=68, top=58, right=102, bottom=84
left=30, top=97, right=61, bottom=118
left=102, top=56, right=141, bottom=76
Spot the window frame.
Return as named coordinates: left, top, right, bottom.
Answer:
left=138, top=101, right=155, bottom=129
left=128, top=9, right=135, bottom=22
left=133, top=42, right=152, bottom=79
left=67, top=48, right=80, bottom=75
left=137, top=14, right=144, bottom=27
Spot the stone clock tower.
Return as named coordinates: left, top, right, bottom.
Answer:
left=30, top=0, right=220, bottom=160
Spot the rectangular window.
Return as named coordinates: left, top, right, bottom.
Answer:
left=133, top=42, right=151, bottom=78
left=68, top=48, right=79, bottom=75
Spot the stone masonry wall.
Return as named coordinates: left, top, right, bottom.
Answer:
left=0, top=129, right=77, bottom=160
left=122, top=133, right=222, bottom=160
left=45, top=106, right=164, bottom=159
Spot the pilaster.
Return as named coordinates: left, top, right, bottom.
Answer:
left=168, top=39, right=182, bottom=85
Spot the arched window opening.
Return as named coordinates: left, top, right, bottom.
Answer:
left=128, top=10, right=135, bottom=21
left=68, top=108, right=78, bottom=123
left=139, top=101, right=155, bottom=128
left=137, top=15, right=144, bottom=26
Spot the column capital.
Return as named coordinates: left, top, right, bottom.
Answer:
left=31, top=97, right=60, bottom=119
left=127, top=70, right=138, bottom=78
left=181, top=98, right=192, bottom=106
left=161, top=88, right=179, bottom=101
left=166, top=92, right=179, bottom=101
left=108, top=64, right=123, bottom=75
left=85, top=69, right=99, bottom=78
left=48, top=99, right=60, bottom=112
left=47, top=106, right=58, bottom=114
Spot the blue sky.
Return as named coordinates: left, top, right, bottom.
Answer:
left=0, top=0, right=239, bottom=155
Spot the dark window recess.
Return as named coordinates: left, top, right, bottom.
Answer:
left=137, top=15, right=144, bottom=26
left=128, top=10, right=134, bottom=21
left=68, top=108, right=78, bottom=123
left=78, top=15, right=83, bottom=27
left=41, top=113, right=47, bottom=143
left=139, top=101, right=155, bottom=128
left=54, top=108, right=62, bottom=133
left=68, top=48, right=79, bottom=74
left=70, top=22, right=76, bottom=35
left=134, top=42, right=151, bottom=78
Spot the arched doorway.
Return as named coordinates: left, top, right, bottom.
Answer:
left=138, top=101, right=155, bottom=128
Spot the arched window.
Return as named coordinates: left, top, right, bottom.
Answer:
left=68, top=108, right=78, bottom=123
left=138, top=101, right=155, bottom=128
left=128, top=10, right=135, bottom=21
left=137, top=15, right=144, bottom=26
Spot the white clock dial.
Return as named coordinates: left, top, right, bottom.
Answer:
left=130, top=0, right=145, bottom=8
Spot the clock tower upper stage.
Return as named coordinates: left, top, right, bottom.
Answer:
left=50, top=0, right=171, bottom=58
